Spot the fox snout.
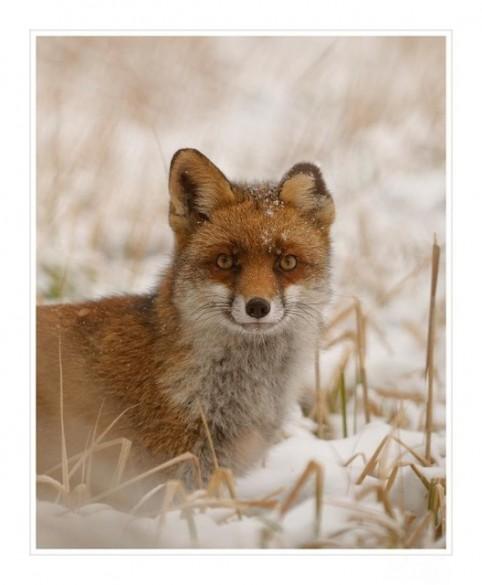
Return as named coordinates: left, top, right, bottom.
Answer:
left=231, top=293, right=285, bottom=328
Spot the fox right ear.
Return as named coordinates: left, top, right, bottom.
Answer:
left=168, top=149, right=235, bottom=246
left=279, top=162, right=335, bottom=227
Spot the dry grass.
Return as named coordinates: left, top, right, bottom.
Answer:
left=36, top=36, right=446, bottom=548
left=425, top=235, right=442, bottom=462
left=37, top=237, right=446, bottom=547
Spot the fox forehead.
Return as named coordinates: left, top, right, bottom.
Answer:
left=190, top=199, right=329, bottom=259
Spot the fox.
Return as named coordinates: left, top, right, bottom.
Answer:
left=37, top=148, right=335, bottom=499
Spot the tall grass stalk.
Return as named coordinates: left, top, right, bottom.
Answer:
left=57, top=328, right=70, bottom=497
left=338, top=368, right=348, bottom=438
left=424, top=235, right=441, bottom=462
left=355, top=299, right=370, bottom=424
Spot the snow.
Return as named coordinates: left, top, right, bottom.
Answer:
left=36, top=36, right=446, bottom=549
left=37, top=407, right=445, bottom=549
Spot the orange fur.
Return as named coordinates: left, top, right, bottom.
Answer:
left=37, top=148, right=335, bottom=501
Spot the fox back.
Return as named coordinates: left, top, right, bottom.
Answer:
left=37, top=148, right=335, bottom=501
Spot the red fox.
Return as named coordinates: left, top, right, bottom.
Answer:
left=37, top=148, right=335, bottom=496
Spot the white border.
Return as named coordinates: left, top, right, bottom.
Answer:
left=30, top=29, right=451, bottom=557
left=33, top=29, right=449, bottom=36
left=445, top=31, right=453, bottom=556
left=30, top=30, right=36, bottom=559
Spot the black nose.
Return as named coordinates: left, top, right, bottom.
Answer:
left=245, top=297, right=271, bottom=319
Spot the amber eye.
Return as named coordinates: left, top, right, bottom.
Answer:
left=216, top=254, right=234, bottom=270
left=279, top=254, right=297, bottom=271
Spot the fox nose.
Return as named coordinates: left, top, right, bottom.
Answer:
left=245, top=297, right=271, bottom=319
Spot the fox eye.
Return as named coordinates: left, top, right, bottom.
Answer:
left=279, top=254, right=297, bottom=271
left=216, top=253, right=234, bottom=270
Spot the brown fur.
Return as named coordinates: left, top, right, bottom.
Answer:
left=37, top=148, right=335, bottom=503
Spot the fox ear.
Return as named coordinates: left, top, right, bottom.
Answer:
left=279, top=163, right=335, bottom=227
left=168, top=148, right=236, bottom=244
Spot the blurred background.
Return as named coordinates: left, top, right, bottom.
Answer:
left=36, top=35, right=446, bottom=432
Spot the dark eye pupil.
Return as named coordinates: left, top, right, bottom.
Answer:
left=281, top=255, right=296, bottom=270
left=217, top=254, right=232, bottom=269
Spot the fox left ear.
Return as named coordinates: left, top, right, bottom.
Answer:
left=168, top=148, right=236, bottom=247
left=279, top=163, right=335, bottom=227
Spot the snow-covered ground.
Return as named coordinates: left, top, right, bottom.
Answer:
left=36, top=36, right=446, bottom=549
left=38, top=412, right=445, bottom=549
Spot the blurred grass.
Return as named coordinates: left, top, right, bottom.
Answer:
left=36, top=32, right=447, bottom=442
left=36, top=36, right=445, bottom=302
left=36, top=37, right=447, bottom=548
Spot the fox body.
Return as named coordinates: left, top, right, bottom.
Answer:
left=37, top=149, right=335, bottom=493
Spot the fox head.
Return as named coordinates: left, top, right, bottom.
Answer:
left=168, top=148, right=335, bottom=338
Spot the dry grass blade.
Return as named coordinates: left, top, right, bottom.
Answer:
left=314, top=337, right=327, bottom=438
left=424, top=234, right=441, bottom=462
left=378, top=486, right=396, bottom=519
left=377, top=256, right=431, bottom=306
left=338, top=366, right=348, bottom=438
left=130, top=481, right=167, bottom=515
left=365, top=314, right=394, bottom=354
left=207, top=467, right=242, bottom=520
left=80, top=428, right=93, bottom=486
left=89, top=452, right=202, bottom=503
left=187, top=498, right=279, bottom=514
left=198, top=399, right=219, bottom=472
left=343, top=452, right=368, bottom=467
left=158, top=481, right=182, bottom=525
left=42, top=437, right=156, bottom=507
left=157, top=480, right=198, bottom=546
left=373, top=386, right=425, bottom=404
left=326, top=497, right=403, bottom=538
left=405, top=511, right=433, bottom=548
left=71, top=437, right=131, bottom=482
left=69, top=483, right=89, bottom=508
left=322, top=330, right=357, bottom=350
left=325, top=302, right=355, bottom=332
left=385, top=463, right=401, bottom=495
left=428, top=480, right=445, bottom=538
left=57, top=328, right=70, bottom=498
left=43, top=404, right=138, bottom=477
left=216, top=487, right=285, bottom=524
left=180, top=506, right=199, bottom=548
left=279, top=460, right=324, bottom=539
left=111, top=438, right=132, bottom=487
left=409, top=464, right=431, bottom=490
left=93, top=405, right=138, bottom=449
left=391, top=436, right=430, bottom=467
left=377, top=430, right=394, bottom=479
left=388, top=403, right=409, bottom=429
left=354, top=299, right=370, bottom=423
left=37, top=474, right=66, bottom=497
left=401, top=319, right=426, bottom=348
left=355, top=434, right=391, bottom=485
left=355, top=484, right=396, bottom=520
